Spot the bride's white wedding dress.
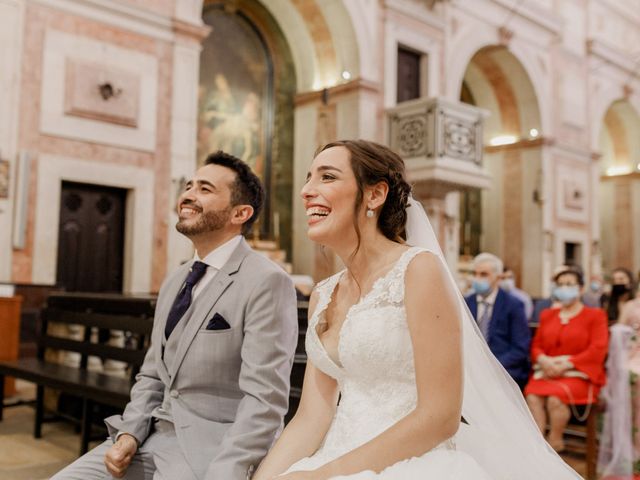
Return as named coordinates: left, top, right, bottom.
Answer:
left=284, top=247, right=492, bottom=479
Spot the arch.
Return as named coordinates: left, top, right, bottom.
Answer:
left=591, top=85, right=640, bottom=151
left=461, top=46, right=542, bottom=140
left=447, top=27, right=550, bottom=134
left=178, top=0, right=362, bottom=92
left=456, top=44, right=543, bottom=293
left=598, top=99, right=640, bottom=174
left=598, top=99, right=640, bottom=274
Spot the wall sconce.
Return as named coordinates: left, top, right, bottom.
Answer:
left=98, top=82, right=123, bottom=101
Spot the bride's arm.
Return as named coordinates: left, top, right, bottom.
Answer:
left=253, top=291, right=340, bottom=480
left=283, top=252, right=463, bottom=480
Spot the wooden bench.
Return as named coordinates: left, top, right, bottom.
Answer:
left=286, top=296, right=309, bottom=423
left=0, top=292, right=155, bottom=454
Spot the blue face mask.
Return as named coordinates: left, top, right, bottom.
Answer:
left=473, top=279, right=492, bottom=296
left=553, top=286, right=580, bottom=305
left=589, top=281, right=601, bottom=293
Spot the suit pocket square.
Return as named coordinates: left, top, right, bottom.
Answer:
left=206, top=313, right=231, bottom=331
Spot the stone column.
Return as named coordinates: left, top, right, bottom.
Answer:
left=292, top=79, right=381, bottom=279
left=0, top=0, right=24, bottom=282
left=166, top=17, right=211, bottom=273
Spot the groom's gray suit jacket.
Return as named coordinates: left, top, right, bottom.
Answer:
left=105, top=238, right=298, bottom=479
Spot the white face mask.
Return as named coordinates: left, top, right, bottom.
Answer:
left=500, top=279, right=515, bottom=292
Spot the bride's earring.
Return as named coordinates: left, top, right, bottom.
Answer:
left=366, top=208, right=374, bottom=218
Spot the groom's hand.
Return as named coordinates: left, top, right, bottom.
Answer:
left=104, top=433, right=138, bottom=478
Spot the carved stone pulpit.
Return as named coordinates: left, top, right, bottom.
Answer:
left=387, top=97, right=491, bottom=267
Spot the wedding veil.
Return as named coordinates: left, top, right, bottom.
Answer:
left=405, top=196, right=582, bottom=479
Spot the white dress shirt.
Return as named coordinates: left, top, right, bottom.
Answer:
left=192, top=235, right=243, bottom=299
left=476, top=287, right=499, bottom=321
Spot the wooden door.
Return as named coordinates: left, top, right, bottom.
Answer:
left=56, top=182, right=126, bottom=292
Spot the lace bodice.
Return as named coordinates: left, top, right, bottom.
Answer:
left=303, top=247, right=443, bottom=464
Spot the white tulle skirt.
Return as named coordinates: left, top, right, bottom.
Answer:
left=284, top=443, right=492, bottom=479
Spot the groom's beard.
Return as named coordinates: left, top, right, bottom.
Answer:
left=176, top=205, right=232, bottom=236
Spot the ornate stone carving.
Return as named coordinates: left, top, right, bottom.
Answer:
left=395, top=114, right=428, bottom=157
left=386, top=97, right=490, bottom=194
left=443, top=115, right=477, bottom=163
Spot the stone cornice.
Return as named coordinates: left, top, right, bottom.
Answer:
left=384, top=0, right=446, bottom=32
left=453, top=0, right=562, bottom=36
left=483, top=136, right=550, bottom=153
left=172, top=18, right=211, bottom=43
left=600, top=171, right=640, bottom=182
left=295, top=78, right=380, bottom=107
left=30, top=0, right=176, bottom=41
left=587, top=38, right=639, bottom=75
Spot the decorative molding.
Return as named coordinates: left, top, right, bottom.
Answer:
left=599, top=0, right=640, bottom=27
left=484, top=136, right=551, bottom=153
left=30, top=0, right=176, bottom=41
left=387, top=96, right=491, bottom=193
left=452, top=0, right=562, bottom=36
left=587, top=38, right=640, bottom=75
left=172, top=17, right=211, bottom=43
left=33, top=154, right=154, bottom=293
left=555, top=163, right=589, bottom=223
left=600, top=171, right=640, bottom=182
left=64, top=59, right=140, bottom=127
left=40, top=29, right=158, bottom=151
left=549, top=141, right=600, bottom=163
left=294, top=78, right=380, bottom=107
left=384, top=0, right=446, bottom=31
left=0, top=0, right=25, bottom=281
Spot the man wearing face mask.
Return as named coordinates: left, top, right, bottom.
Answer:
left=524, top=267, right=608, bottom=452
left=500, top=267, right=534, bottom=321
left=465, top=253, right=531, bottom=390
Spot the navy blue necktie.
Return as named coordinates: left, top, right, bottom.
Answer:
left=165, top=261, right=208, bottom=339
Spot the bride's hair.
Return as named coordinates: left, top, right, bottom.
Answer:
left=318, top=140, right=411, bottom=243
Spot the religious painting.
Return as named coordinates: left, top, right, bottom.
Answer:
left=198, top=7, right=272, bottom=181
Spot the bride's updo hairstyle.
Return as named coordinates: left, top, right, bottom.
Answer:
left=318, top=140, right=411, bottom=244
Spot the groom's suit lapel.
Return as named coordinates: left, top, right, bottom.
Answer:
left=168, top=239, right=250, bottom=387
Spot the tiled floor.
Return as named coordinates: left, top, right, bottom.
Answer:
left=0, top=382, right=84, bottom=480
left=1, top=380, right=587, bottom=479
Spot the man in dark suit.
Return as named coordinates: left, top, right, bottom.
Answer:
left=465, top=253, right=531, bottom=390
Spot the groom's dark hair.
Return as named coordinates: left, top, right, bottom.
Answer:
left=204, top=151, right=265, bottom=235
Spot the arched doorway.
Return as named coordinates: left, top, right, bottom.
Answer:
left=598, top=100, right=640, bottom=276
left=198, top=1, right=296, bottom=253
left=459, top=45, right=542, bottom=293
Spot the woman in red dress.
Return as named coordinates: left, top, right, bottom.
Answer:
left=525, top=268, right=609, bottom=452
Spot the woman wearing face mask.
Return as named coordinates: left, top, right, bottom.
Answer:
left=603, top=267, right=637, bottom=324
left=524, top=268, right=609, bottom=453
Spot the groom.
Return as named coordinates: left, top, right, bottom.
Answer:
left=53, top=151, right=298, bottom=479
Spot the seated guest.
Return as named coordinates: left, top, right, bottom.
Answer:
left=598, top=298, right=640, bottom=477
left=465, top=253, right=531, bottom=390
left=525, top=267, right=608, bottom=452
left=602, top=267, right=637, bottom=325
left=501, top=266, right=534, bottom=321
left=531, top=265, right=571, bottom=325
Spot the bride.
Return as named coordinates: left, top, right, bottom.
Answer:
left=253, top=140, right=581, bottom=480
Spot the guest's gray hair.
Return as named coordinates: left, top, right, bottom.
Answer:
left=472, top=252, right=504, bottom=275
